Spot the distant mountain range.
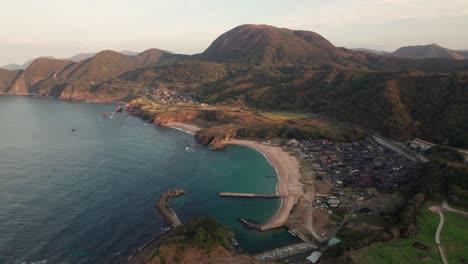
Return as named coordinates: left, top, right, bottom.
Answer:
left=1, top=24, right=467, bottom=147
left=0, top=50, right=140, bottom=70
left=392, top=44, right=467, bottom=59
left=354, top=44, right=468, bottom=60
left=352, top=48, right=391, bottom=55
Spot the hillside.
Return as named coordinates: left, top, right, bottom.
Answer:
left=0, top=69, right=21, bottom=92
left=200, top=24, right=367, bottom=69
left=198, top=68, right=468, bottom=147
left=392, top=44, right=467, bottom=59
left=0, top=24, right=467, bottom=147
left=33, top=50, right=138, bottom=100
left=0, top=56, right=56, bottom=71
left=132, top=48, right=168, bottom=67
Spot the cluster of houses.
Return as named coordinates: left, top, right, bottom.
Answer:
left=154, top=89, right=196, bottom=104
left=288, top=138, right=423, bottom=190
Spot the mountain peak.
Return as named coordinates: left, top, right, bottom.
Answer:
left=201, top=24, right=343, bottom=66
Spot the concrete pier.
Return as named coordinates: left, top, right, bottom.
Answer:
left=219, top=192, right=282, bottom=198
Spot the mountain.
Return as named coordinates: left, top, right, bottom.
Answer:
left=33, top=50, right=139, bottom=100
left=1, top=56, right=56, bottom=70
left=0, top=69, right=21, bottom=92
left=119, top=50, right=140, bottom=56
left=66, top=50, right=140, bottom=62
left=0, top=51, right=143, bottom=70
left=392, top=44, right=467, bottom=59
left=352, top=48, right=390, bottom=55
left=1, top=64, right=23, bottom=70
left=0, top=24, right=467, bottom=147
left=0, top=57, right=70, bottom=94
left=132, top=48, right=167, bottom=67
left=200, top=25, right=468, bottom=73
left=200, top=25, right=372, bottom=68
left=67, top=53, right=97, bottom=62
left=200, top=24, right=362, bottom=68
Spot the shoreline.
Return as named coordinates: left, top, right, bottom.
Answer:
left=165, top=121, right=302, bottom=230
left=165, top=122, right=199, bottom=135
left=227, top=139, right=302, bottom=230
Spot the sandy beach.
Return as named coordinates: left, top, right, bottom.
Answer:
left=166, top=122, right=303, bottom=230
left=165, top=122, right=201, bottom=134
left=227, top=140, right=302, bottom=230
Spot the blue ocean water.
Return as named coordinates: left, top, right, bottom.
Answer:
left=0, top=96, right=297, bottom=264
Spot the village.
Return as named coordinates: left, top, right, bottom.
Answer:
left=152, top=88, right=198, bottom=104
left=286, top=137, right=424, bottom=214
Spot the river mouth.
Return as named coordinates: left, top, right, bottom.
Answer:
left=0, top=96, right=298, bottom=263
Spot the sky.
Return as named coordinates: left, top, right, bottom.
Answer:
left=1, top=0, right=468, bottom=65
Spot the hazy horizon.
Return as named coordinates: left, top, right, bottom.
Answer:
left=1, top=0, right=468, bottom=65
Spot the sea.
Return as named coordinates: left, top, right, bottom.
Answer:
left=0, top=96, right=298, bottom=264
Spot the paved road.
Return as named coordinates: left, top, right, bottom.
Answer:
left=430, top=201, right=468, bottom=264
left=435, top=211, right=448, bottom=264
left=442, top=200, right=468, bottom=218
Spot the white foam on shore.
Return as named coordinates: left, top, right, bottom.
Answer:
left=166, top=125, right=195, bottom=135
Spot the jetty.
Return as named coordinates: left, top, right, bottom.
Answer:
left=219, top=192, right=282, bottom=198
left=156, top=188, right=188, bottom=228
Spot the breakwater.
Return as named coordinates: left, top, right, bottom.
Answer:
left=156, top=188, right=188, bottom=227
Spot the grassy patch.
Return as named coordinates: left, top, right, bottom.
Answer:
left=351, top=203, right=441, bottom=264
left=441, top=212, right=468, bottom=263
left=258, top=111, right=314, bottom=121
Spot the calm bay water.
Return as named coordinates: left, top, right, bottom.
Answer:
left=0, top=96, right=297, bottom=264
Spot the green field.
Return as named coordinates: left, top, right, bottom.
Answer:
left=441, top=212, right=468, bottom=263
left=351, top=204, right=441, bottom=264
left=258, top=111, right=314, bottom=121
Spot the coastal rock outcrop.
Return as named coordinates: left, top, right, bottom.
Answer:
left=195, top=126, right=237, bottom=149
left=115, top=104, right=124, bottom=113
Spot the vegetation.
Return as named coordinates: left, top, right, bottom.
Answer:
left=351, top=204, right=441, bottom=264
left=258, top=111, right=315, bottom=121
left=198, top=69, right=468, bottom=148
left=2, top=24, right=468, bottom=148
left=173, top=217, right=231, bottom=251
left=415, top=146, right=468, bottom=208
left=425, top=146, right=465, bottom=163
left=441, top=212, right=468, bottom=263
